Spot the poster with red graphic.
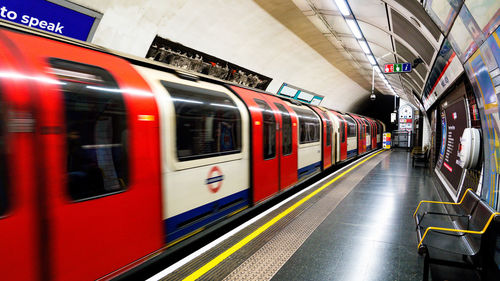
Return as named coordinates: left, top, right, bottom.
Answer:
left=439, top=98, right=467, bottom=191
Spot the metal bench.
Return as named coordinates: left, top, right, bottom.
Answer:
left=413, top=189, right=500, bottom=280
left=411, top=146, right=429, bottom=167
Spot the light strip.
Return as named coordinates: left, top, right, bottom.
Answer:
left=346, top=19, right=362, bottom=39
left=367, top=55, right=376, bottom=65
left=334, top=0, right=351, bottom=16
left=333, top=0, right=397, bottom=95
left=358, top=40, right=370, bottom=54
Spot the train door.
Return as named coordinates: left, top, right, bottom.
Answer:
left=0, top=36, right=39, bottom=281
left=322, top=111, right=333, bottom=169
left=312, top=108, right=332, bottom=170
left=352, top=116, right=365, bottom=154
left=326, top=111, right=338, bottom=165
left=364, top=119, right=371, bottom=151
left=371, top=120, right=377, bottom=149
left=344, top=114, right=358, bottom=159
left=335, top=113, right=348, bottom=161
left=230, top=86, right=280, bottom=202
left=11, top=32, right=164, bottom=281
left=271, top=101, right=298, bottom=190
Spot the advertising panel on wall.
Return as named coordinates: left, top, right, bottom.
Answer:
left=422, top=40, right=464, bottom=110
left=425, top=0, right=462, bottom=35
left=448, top=5, right=482, bottom=63
left=276, top=83, right=324, bottom=105
left=464, top=27, right=500, bottom=210
left=465, top=0, right=500, bottom=37
left=0, top=0, right=102, bottom=41
left=146, top=36, right=272, bottom=90
left=435, top=98, right=468, bottom=197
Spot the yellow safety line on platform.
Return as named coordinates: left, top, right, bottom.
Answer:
left=182, top=150, right=385, bottom=281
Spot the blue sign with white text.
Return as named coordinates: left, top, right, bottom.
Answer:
left=0, top=0, right=97, bottom=41
left=402, top=62, right=411, bottom=72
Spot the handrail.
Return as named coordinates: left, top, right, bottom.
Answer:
left=417, top=212, right=500, bottom=249
left=413, top=188, right=473, bottom=218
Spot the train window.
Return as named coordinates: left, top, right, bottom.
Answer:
left=294, top=107, right=320, bottom=144
left=365, top=121, right=371, bottom=135
left=255, top=99, right=276, bottom=160
left=321, top=112, right=332, bottom=146
left=275, top=103, right=292, bottom=156
left=49, top=58, right=128, bottom=201
left=0, top=94, right=8, bottom=216
left=345, top=116, right=357, bottom=138
left=161, top=81, right=242, bottom=161
left=339, top=120, right=346, bottom=143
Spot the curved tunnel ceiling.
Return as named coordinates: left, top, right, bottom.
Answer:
left=255, top=0, right=444, bottom=109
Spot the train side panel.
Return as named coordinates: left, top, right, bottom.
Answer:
left=344, top=114, right=358, bottom=158
left=136, top=67, right=251, bottom=243
left=260, top=94, right=299, bottom=191
left=229, top=86, right=280, bottom=203
left=0, top=32, right=40, bottom=281
left=311, top=106, right=333, bottom=170
left=289, top=104, right=322, bottom=180
left=324, top=110, right=338, bottom=165
left=5, top=30, right=164, bottom=281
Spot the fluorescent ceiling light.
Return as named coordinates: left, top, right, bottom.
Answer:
left=358, top=40, right=370, bottom=54
left=374, top=66, right=381, bottom=73
left=334, top=0, right=351, bottom=16
left=346, top=19, right=362, bottom=39
left=367, top=54, right=376, bottom=65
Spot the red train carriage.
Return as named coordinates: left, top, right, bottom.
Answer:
left=0, top=24, right=384, bottom=281
left=0, top=28, right=163, bottom=281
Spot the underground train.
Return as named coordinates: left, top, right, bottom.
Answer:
left=0, top=24, right=385, bottom=281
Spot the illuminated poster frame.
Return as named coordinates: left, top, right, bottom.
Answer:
left=277, top=83, right=324, bottom=105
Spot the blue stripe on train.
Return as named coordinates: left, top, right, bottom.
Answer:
left=164, top=189, right=249, bottom=243
left=347, top=149, right=357, bottom=158
left=298, top=161, right=321, bottom=179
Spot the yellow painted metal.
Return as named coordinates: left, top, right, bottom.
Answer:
left=413, top=188, right=473, bottom=218
left=417, top=212, right=500, bottom=249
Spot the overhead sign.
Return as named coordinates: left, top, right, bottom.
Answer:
left=277, top=83, right=324, bottom=105
left=384, top=63, right=412, bottom=73
left=0, top=0, right=102, bottom=41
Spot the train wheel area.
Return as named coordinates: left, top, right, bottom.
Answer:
left=114, top=149, right=472, bottom=281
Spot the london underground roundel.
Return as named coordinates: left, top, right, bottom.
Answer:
left=206, top=166, right=224, bottom=193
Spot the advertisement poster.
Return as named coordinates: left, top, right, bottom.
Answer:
left=465, top=43, right=500, bottom=209
left=0, top=0, right=101, bottom=41
left=465, top=0, right=500, bottom=37
left=436, top=111, right=447, bottom=169
left=448, top=5, right=481, bottom=63
left=438, top=99, right=467, bottom=192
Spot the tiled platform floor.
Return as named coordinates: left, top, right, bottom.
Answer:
left=271, top=150, right=453, bottom=281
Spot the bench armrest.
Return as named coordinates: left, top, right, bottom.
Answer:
left=413, top=188, right=474, bottom=218
left=417, top=212, right=500, bottom=250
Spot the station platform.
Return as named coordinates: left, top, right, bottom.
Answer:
left=146, top=149, right=472, bottom=281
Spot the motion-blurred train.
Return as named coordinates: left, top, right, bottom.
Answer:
left=0, top=23, right=385, bottom=281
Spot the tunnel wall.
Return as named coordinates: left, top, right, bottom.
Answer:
left=66, top=0, right=369, bottom=112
